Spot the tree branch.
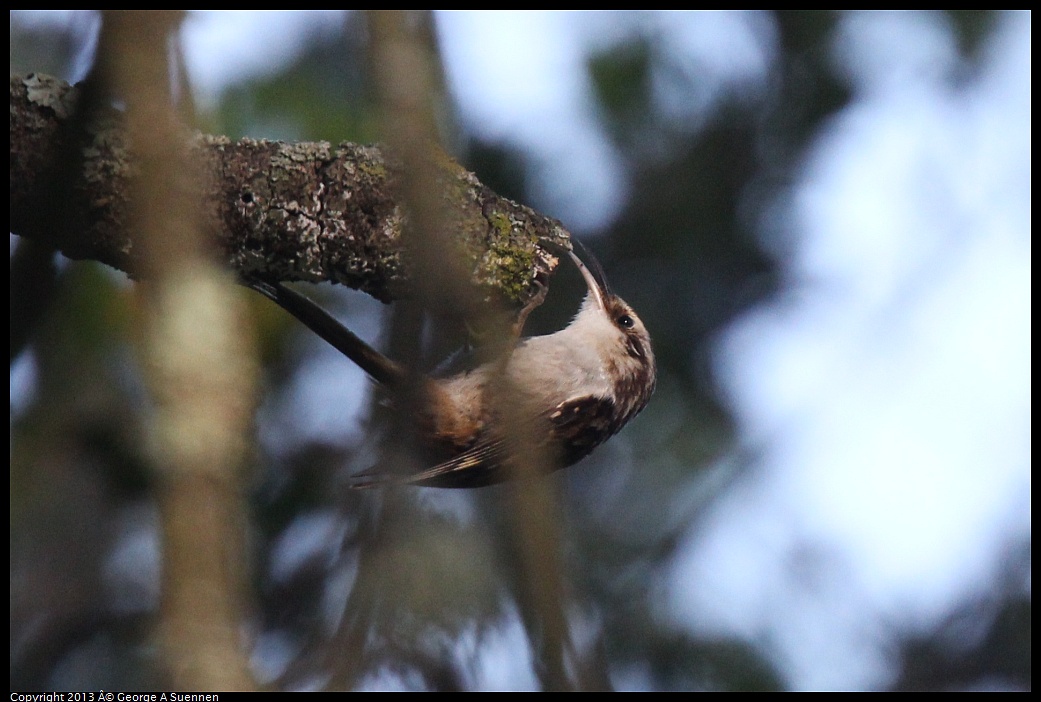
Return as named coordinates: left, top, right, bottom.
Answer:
left=10, top=73, right=569, bottom=308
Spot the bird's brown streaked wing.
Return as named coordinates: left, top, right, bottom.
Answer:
left=349, top=394, right=619, bottom=489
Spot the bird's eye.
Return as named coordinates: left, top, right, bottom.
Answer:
left=617, top=314, right=634, bottom=329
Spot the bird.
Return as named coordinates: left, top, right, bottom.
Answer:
left=245, top=243, right=655, bottom=488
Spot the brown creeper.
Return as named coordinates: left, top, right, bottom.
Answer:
left=246, top=245, right=655, bottom=488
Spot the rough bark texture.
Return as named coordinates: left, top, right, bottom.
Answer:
left=9, top=73, right=570, bottom=308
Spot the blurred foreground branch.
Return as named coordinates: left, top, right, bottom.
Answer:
left=93, top=11, right=256, bottom=690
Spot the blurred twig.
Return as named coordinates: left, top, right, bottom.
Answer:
left=95, top=10, right=256, bottom=691
left=360, top=10, right=581, bottom=692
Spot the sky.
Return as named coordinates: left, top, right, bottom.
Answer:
left=675, top=12, right=1030, bottom=688
left=12, top=10, right=1031, bottom=691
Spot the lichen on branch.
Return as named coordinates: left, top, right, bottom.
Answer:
left=9, top=73, right=570, bottom=310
